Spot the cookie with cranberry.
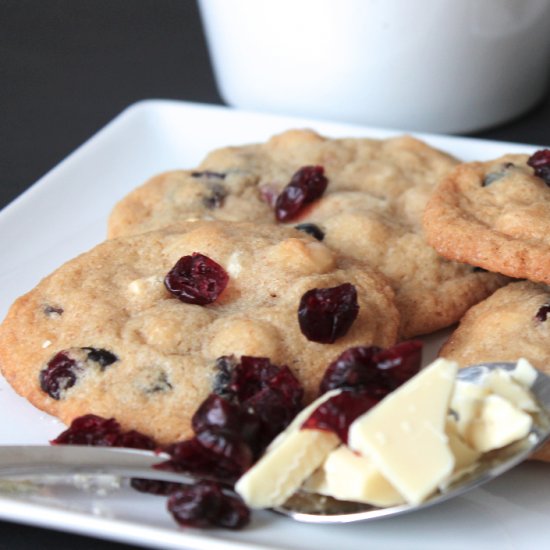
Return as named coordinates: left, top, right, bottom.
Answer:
left=289, top=189, right=507, bottom=339
left=0, top=221, right=399, bottom=444
left=423, top=150, right=550, bottom=284
left=440, top=280, right=550, bottom=373
left=109, top=129, right=506, bottom=337
left=108, top=130, right=458, bottom=240
left=198, top=130, right=507, bottom=338
left=108, top=169, right=273, bottom=238
left=439, top=280, right=550, bottom=462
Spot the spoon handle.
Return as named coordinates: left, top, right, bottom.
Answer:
left=0, top=445, right=194, bottom=484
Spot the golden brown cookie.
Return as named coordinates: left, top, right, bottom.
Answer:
left=109, top=129, right=506, bottom=338
left=423, top=151, right=550, bottom=284
left=108, top=169, right=272, bottom=238
left=0, top=221, right=399, bottom=444
left=440, top=280, right=550, bottom=372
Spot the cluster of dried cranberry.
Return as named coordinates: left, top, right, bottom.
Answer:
left=157, top=356, right=303, bottom=484
left=52, top=355, right=304, bottom=529
left=143, top=355, right=301, bottom=528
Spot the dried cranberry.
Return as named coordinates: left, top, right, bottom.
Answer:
left=157, top=436, right=247, bottom=483
left=212, top=356, right=239, bottom=398
left=223, top=356, right=280, bottom=401
left=298, top=283, right=359, bottom=343
left=527, top=149, right=550, bottom=185
left=40, top=348, right=118, bottom=400
left=116, top=430, right=157, bottom=450
left=130, top=478, right=183, bottom=496
left=295, top=222, right=325, bottom=241
left=39, top=351, right=82, bottom=399
left=165, top=253, right=229, bottom=305
left=319, top=341, right=422, bottom=397
left=145, top=372, right=173, bottom=394
left=43, top=305, right=63, bottom=317
left=211, top=356, right=303, bottom=452
left=275, top=166, right=328, bottom=221
left=51, top=414, right=156, bottom=449
left=244, top=385, right=300, bottom=452
left=212, top=356, right=296, bottom=402
left=302, top=390, right=378, bottom=443
left=196, top=429, right=253, bottom=473
left=202, top=183, right=227, bottom=209
left=482, top=162, right=515, bottom=187
left=191, top=394, right=260, bottom=446
left=191, top=170, right=226, bottom=179
left=82, top=347, right=118, bottom=369
left=51, top=415, right=120, bottom=446
left=167, top=481, right=249, bottom=529
left=535, top=303, right=550, bottom=322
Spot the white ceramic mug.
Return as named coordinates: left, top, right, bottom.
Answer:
left=198, top=0, right=550, bottom=134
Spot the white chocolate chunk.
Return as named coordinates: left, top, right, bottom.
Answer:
left=481, top=369, right=539, bottom=413
left=446, top=419, right=481, bottom=472
left=440, top=418, right=482, bottom=489
left=450, top=380, right=488, bottom=439
left=235, top=390, right=341, bottom=508
left=511, top=358, right=538, bottom=388
left=127, top=275, right=166, bottom=305
left=226, top=251, right=243, bottom=277
left=466, top=394, right=533, bottom=453
left=303, top=446, right=404, bottom=507
left=348, top=358, right=457, bottom=505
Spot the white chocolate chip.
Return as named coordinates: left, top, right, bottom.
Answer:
left=128, top=275, right=164, bottom=296
left=226, top=251, right=243, bottom=278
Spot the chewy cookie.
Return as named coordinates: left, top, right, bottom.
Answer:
left=423, top=150, right=550, bottom=284
left=108, top=169, right=273, bottom=238
left=0, top=221, right=399, bottom=444
left=109, top=129, right=507, bottom=338
left=439, top=280, right=550, bottom=462
left=440, top=280, right=550, bottom=375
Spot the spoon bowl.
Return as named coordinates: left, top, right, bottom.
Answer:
left=273, top=361, right=550, bottom=523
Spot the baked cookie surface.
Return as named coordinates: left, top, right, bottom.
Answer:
left=423, top=152, right=550, bottom=284
left=108, top=169, right=273, bottom=238
left=0, top=221, right=399, bottom=444
left=439, top=280, right=550, bottom=462
left=109, top=129, right=506, bottom=338
left=440, top=281, right=550, bottom=372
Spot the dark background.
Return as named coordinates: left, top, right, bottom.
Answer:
left=0, top=1, right=549, bottom=548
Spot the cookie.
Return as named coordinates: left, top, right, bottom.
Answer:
left=0, top=221, right=399, bottom=444
left=109, top=129, right=506, bottom=338
left=423, top=151, right=550, bottom=284
left=108, top=169, right=273, bottom=238
left=439, top=280, right=550, bottom=462
left=440, top=280, right=550, bottom=372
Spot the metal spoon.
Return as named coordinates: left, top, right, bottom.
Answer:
left=274, top=361, right=550, bottom=523
left=0, top=362, right=548, bottom=524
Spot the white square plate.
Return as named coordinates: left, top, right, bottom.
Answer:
left=0, top=100, right=548, bottom=549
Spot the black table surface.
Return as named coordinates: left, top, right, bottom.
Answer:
left=1, top=1, right=549, bottom=548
